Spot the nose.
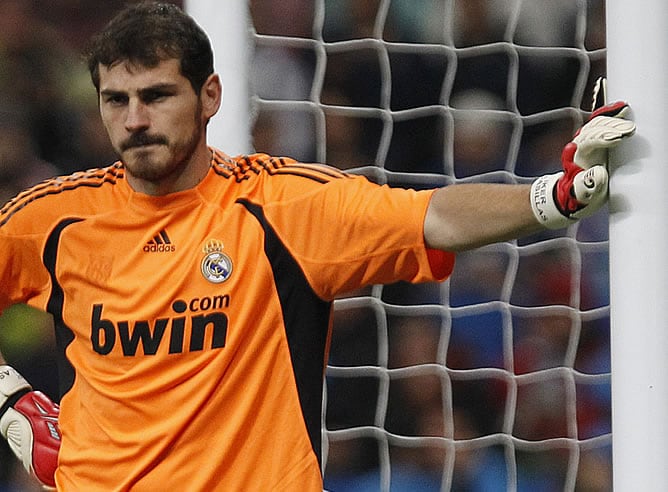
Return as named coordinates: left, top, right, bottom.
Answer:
left=124, top=100, right=150, bottom=133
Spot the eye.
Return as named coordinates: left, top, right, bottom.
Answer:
left=102, top=93, right=128, bottom=106
left=142, top=90, right=171, bottom=104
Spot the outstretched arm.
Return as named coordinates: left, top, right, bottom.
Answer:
left=424, top=183, right=539, bottom=252
left=424, top=101, right=636, bottom=253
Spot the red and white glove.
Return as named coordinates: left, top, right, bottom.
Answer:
left=530, top=100, right=636, bottom=229
left=0, top=365, right=60, bottom=488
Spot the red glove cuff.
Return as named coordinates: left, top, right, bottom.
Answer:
left=555, top=142, right=584, bottom=215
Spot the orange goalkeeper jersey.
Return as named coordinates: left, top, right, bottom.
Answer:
left=0, top=149, right=454, bottom=491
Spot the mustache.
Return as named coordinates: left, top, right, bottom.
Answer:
left=121, top=133, right=168, bottom=151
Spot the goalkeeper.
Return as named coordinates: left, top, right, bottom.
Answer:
left=0, top=2, right=635, bottom=491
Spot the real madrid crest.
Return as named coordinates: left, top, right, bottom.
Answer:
left=201, top=239, right=233, bottom=284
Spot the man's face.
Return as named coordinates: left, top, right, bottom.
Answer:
left=98, top=58, right=206, bottom=191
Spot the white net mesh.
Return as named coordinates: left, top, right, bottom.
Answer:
left=249, top=0, right=610, bottom=490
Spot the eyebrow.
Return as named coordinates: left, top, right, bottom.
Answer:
left=100, top=83, right=180, bottom=97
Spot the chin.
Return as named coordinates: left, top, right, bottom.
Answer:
left=123, top=155, right=167, bottom=179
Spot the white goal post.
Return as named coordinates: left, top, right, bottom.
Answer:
left=607, top=0, right=668, bottom=489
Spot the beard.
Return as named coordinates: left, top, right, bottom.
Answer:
left=121, top=128, right=201, bottom=183
left=119, top=103, right=203, bottom=183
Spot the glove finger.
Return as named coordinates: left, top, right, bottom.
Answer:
left=573, top=165, right=608, bottom=203
left=587, top=116, right=636, bottom=140
left=574, top=117, right=636, bottom=164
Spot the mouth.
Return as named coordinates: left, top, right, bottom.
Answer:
left=128, top=143, right=160, bottom=150
left=123, top=145, right=157, bottom=158
left=121, top=135, right=168, bottom=152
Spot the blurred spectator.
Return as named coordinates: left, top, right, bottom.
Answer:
left=0, top=107, right=60, bottom=204
left=450, top=88, right=510, bottom=178
left=0, top=1, right=179, bottom=178
left=250, top=0, right=313, bottom=38
left=0, top=0, right=85, bottom=173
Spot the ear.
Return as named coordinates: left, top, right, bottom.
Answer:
left=201, top=73, right=223, bottom=120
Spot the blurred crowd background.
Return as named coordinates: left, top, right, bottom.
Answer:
left=0, top=0, right=611, bottom=491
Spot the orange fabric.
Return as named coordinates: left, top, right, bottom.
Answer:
left=0, top=150, right=454, bottom=491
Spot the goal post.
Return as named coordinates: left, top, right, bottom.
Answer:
left=607, top=0, right=668, bottom=489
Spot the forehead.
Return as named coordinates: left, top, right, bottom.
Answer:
left=98, top=58, right=188, bottom=92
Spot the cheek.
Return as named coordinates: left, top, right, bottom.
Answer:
left=99, top=109, right=117, bottom=133
left=101, top=120, right=119, bottom=144
left=99, top=114, right=124, bottom=150
left=170, top=108, right=200, bottom=138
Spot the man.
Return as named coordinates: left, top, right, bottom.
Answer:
left=0, top=2, right=635, bottom=491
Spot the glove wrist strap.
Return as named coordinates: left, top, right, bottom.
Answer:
left=0, top=389, right=31, bottom=417
left=530, top=173, right=575, bottom=230
left=0, top=366, right=32, bottom=412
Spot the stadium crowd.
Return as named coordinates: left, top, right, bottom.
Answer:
left=1, top=0, right=612, bottom=490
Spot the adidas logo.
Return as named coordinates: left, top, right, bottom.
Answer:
left=144, top=229, right=176, bottom=253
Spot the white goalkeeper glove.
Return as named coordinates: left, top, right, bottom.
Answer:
left=0, top=365, right=61, bottom=488
left=530, top=100, right=636, bottom=229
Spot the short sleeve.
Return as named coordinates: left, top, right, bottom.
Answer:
left=0, top=229, right=50, bottom=314
left=263, top=174, right=455, bottom=300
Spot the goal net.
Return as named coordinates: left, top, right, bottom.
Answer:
left=194, top=0, right=612, bottom=490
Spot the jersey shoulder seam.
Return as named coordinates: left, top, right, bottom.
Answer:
left=0, top=163, right=124, bottom=228
left=228, top=154, right=350, bottom=184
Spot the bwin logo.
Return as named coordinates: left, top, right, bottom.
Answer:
left=144, top=229, right=176, bottom=253
left=91, top=301, right=228, bottom=356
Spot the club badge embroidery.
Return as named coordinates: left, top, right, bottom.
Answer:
left=201, top=239, right=233, bottom=284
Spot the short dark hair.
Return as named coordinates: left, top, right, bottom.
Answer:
left=85, top=2, right=214, bottom=94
